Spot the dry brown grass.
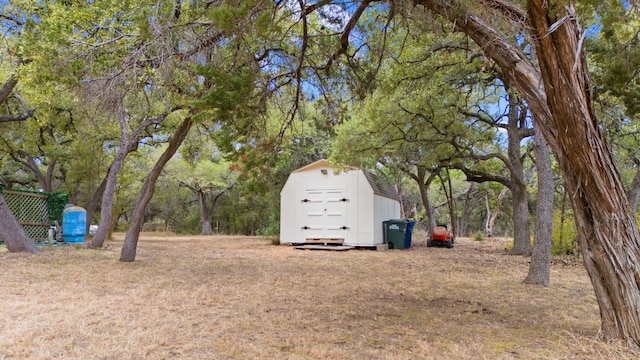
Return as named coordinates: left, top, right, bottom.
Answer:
left=0, top=232, right=637, bottom=359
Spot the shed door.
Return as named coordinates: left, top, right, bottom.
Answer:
left=302, top=188, right=348, bottom=240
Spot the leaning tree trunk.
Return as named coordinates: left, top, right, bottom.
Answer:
left=524, top=125, right=553, bottom=286
left=526, top=2, right=640, bottom=344
left=90, top=148, right=129, bottom=248
left=412, top=0, right=640, bottom=345
left=0, top=194, right=42, bottom=254
left=84, top=173, right=108, bottom=235
left=91, top=106, right=177, bottom=248
left=120, top=117, right=193, bottom=262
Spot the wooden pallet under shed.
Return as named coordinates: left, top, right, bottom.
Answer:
left=294, top=244, right=354, bottom=251
left=294, top=238, right=388, bottom=251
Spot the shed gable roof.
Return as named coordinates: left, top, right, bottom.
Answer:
left=293, top=159, right=400, bottom=201
left=292, top=159, right=355, bottom=173
left=363, top=172, right=401, bottom=201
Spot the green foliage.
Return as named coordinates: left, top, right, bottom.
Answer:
left=256, top=217, right=280, bottom=245
left=256, top=221, right=279, bottom=236
left=330, top=18, right=498, bottom=188
left=551, top=210, right=578, bottom=256
left=47, top=192, right=69, bottom=223
left=193, top=67, right=256, bottom=118
left=474, top=232, right=484, bottom=242
left=192, top=65, right=263, bottom=157
left=587, top=1, right=640, bottom=117
left=171, top=212, right=202, bottom=235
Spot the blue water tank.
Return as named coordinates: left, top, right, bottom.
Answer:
left=62, top=205, right=86, bottom=243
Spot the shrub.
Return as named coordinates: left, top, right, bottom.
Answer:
left=551, top=211, right=578, bottom=256
left=256, top=220, right=280, bottom=245
left=256, top=220, right=279, bottom=237
left=171, top=213, right=201, bottom=235
left=474, top=232, right=484, bottom=241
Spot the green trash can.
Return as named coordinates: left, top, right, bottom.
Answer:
left=383, top=219, right=408, bottom=249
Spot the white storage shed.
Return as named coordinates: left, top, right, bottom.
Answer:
left=279, top=159, right=401, bottom=247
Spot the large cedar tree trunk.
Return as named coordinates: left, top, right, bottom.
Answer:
left=412, top=0, right=640, bottom=345
left=120, top=117, right=192, bottom=262
left=527, top=2, right=640, bottom=344
left=0, top=194, right=42, bottom=254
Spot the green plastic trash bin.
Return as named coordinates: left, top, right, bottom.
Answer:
left=383, top=219, right=408, bottom=249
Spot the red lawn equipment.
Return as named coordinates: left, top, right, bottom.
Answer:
left=428, top=225, right=454, bottom=248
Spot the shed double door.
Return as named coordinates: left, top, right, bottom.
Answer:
left=302, top=188, right=348, bottom=241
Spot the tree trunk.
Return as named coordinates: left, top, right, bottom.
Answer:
left=484, top=188, right=507, bottom=238
left=510, top=181, right=530, bottom=253
left=91, top=106, right=178, bottom=248
left=120, top=117, right=192, bottom=262
left=198, top=191, right=214, bottom=235
left=410, top=0, right=640, bottom=345
left=558, top=187, right=568, bottom=250
left=484, top=194, right=493, bottom=238
left=506, top=92, right=532, bottom=255
left=0, top=194, right=42, bottom=254
left=84, top=173, right=108, bottom=235
left=201, top=217, right=213, bottom=235
left=445, top=170, right=457, bottom=236
left=526, top=2, right=640, bottom=344
left=90, top=147, right=129, bottom=248
left=415, top=166, right=437, bottom=234
left=524, top=125, right=553, bottom=286
left=0, top=72, right=39, bottom=254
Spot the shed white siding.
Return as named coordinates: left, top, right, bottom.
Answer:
left=280, top=159, right=401, bottom=247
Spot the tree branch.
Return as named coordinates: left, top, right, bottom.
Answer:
left=325, top=0, right=375, bottom=71
left=304, top=0, right=333, bottom=15
left=449, top=162, right=511, bottom=187
left=0, top=74, right=19, bottom=104
left=0, top=110, right=35, bottom=123
left=70, top=33, right=139, bottom=48
left=481, top=0, right=527, bottom=23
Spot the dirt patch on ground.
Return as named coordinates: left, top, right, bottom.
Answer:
left=0, top=233, right=635, bottom=359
